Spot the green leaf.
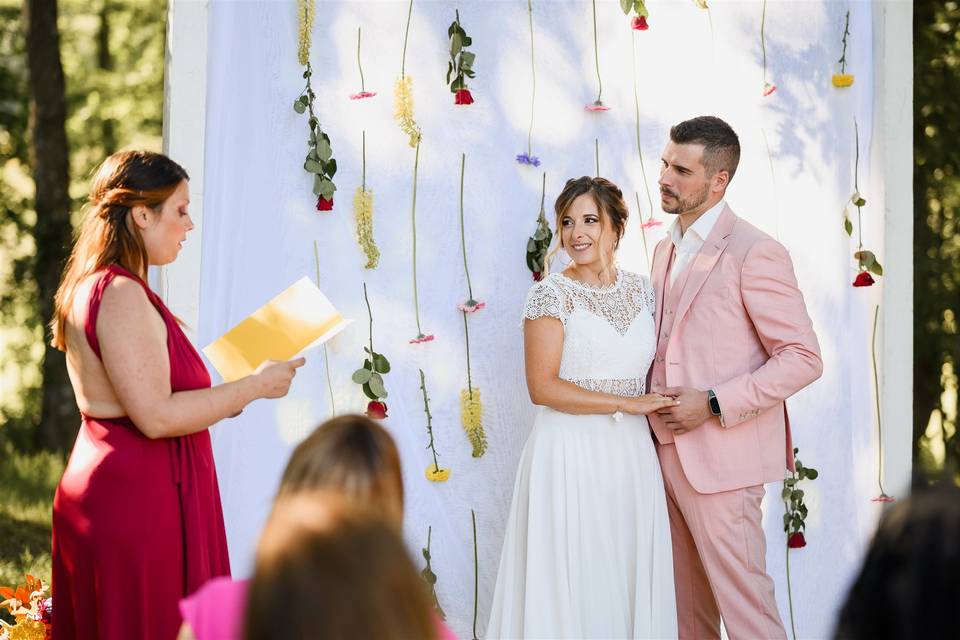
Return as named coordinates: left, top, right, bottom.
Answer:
left=446, top=61, right=454, bottom=85
left=792, top=489, right=804, bottom=501
left=451, top=32, right=462, bottom=56
left=844, top=216, right=853, bottom=236
left=313, top=174, right=322, bottom=196
left=304, top=159, right=323, bottom=174
left=361, top=381, right=379, bottom=400
left=462, top=35, right=472, bottom=47
left=620, top=0, right=633, bottom=14
left=805, top=468, right=819, bottom=480
left=782, top=513, right=790, bottom=528
left=373, top=353, right=391, bottom=374
left=352, top=367, right=373, bottom=384
left=323, top=158, right=338, bottom=178
left=781, top=487, right=791, bottom=500
left=447, top=21, right=457, bottom=37
left=869, top=260, right=884, bottom=276
left=318, top=179, right=336, bottom=199
left=368, top=372, right=387, bottom=398
left=317, top=138, right=333, bottom=162
left=293, top=99, right=306, bottom=114
left=460, top=52, right=476, bottom=69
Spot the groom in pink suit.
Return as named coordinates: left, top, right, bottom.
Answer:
left=647, top=116, right=823, bottom=639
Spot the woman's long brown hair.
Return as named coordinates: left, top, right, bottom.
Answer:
left=50, top=150, right=188, bottom=351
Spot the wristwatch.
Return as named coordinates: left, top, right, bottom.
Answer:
left=707, top=389, right=722, bottom=417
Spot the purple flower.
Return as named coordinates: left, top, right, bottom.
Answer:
left=516, top=153, right=541, bottom=167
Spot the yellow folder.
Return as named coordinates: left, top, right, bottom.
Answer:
left=202, top=277, right=351, bottom=382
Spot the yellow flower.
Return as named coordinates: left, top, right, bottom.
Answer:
left=353, top=186, right=380, bottom=269
left=393, top=76, right=422, bottom=147
left=297, top=0, right=315, bottom=67
left=460, top=388, right=487, bottom=458
left=8, top=619, right=47, bottom=640
left=425, top=464, right=451, bottom=482
left=832, top=73, right=854, bottom=88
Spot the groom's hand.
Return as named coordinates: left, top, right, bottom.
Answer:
left=655, top=387, right=711, bottom=435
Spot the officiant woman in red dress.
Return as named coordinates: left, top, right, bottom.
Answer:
left=49, top=150, right=304, bottom=640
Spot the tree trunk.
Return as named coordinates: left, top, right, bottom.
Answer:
left=97, top=0, right=116, bottom=154
left=24, top=0, right=78, bottom=451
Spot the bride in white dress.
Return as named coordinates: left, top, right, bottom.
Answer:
left=487, top=177, right=678, bottom=639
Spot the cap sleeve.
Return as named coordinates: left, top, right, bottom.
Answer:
left=522, top=277, right=567, bottom=326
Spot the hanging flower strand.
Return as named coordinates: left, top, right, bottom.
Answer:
left=421, top=526, right=447, bottom=619
left=760, top=0, right=776, bottom=96
left=870, top=305, right=895, bottom=503
left=350, top=27, right=376, bottom=100
left=293, top=0, right=337, bottom=211
left=447, top=10, right=476, bottom=105
left=526, top=172, right=552, bottom=282
left=516, top=0, right=540, bottom=166
left=352, top=283, right=391, bottom=419
left=631, top=25, right=660, bottom=231
left=458, top=154, right=484, bottom=313
left=471, top=509, right=480, bottom=640
left=832, top=10, right=854, bottom=87
left=314, top=241, right=337, bottom=416
left=419, top=369, right=449, bottom=482
left=620, top=0, right=650, bottom=31
left=849, top=118, right=883, bottom=286
left=394, top=0, right=422, bottom=147
left=694, top=0, right=716, bottom=68
left=782, top=447, right=819, bottom=640
left=585, top=0, right=610, bottom=111
left=409, top=140, right=434, bottom=344
left=353, top=131, right=380, bottom=269
left=460, top=314, right=487, bottom=457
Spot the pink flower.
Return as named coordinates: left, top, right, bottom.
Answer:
left=787, top=532, right=806, bottom=548
left=871, top=493, right=896, bottom=503
left=763, top=82, right=777, bottom=97
left=349, top=91, right=377, bottom=100
left=458, top=300, right=486, bottom=313
left=585, top=100, right=610, bottom=111
left=631, top=15, right=649, bottom=30
left=409, top=333, right=435, bottom=344
left=853, top=271, right=875, bottom=287
left=316, top=195, right=333, bottom=211
left=365, top=400, right=388, bottom=419
left=641, top=218, right=663, bottom=229
left=454, top=89, right=474, bottom=105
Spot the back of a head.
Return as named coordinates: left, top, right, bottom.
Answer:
left=833, top=482, right=960, bottom=639
left=244, top=493, right=437, bottom=640
left=278, top=414, right=404, bottom=526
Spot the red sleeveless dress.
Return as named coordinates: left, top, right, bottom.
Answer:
left=52, top=265, right=231, bottom=640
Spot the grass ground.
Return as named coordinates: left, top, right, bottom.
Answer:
left=0, top=442, right=63, bottom=590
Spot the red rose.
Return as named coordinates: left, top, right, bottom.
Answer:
left=365, top=400, right=388, bottom=420
left=853, top=271, right=875, bottom=287
left=454, top=88, right=474, bottom=105
left=631, top=15, right=649, bottom=30
left=532, top=271, right=542, bottom=282
left=787, top=532, right=806, bottom=548
left=316, top=195, right=334, bottom=211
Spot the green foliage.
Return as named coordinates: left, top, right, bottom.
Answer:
left=914, top=1, right=960, bottom=483
left=0, top=0, right=166, bottom=451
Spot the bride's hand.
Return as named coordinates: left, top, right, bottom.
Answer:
left=622, top=394, right=679, bottom=416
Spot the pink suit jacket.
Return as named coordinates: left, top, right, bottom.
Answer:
left=647, top=206, right=823, bottom=494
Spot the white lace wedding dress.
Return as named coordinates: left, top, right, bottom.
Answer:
left=487, top=270, right=677, bottom=639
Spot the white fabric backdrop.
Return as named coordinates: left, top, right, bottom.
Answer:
left=186, top=1, right=891, bottom=637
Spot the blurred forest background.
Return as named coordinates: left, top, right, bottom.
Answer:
left=0, top=0, right=957, bottom=589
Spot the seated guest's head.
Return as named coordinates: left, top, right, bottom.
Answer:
left=244, top=493, right=437, bottom=640
left=278, top=414, right=404, bottom=527
left=833, top=482, right=960, bottom=639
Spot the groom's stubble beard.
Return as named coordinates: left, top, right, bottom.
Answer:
left=661, top=181, right=710, bottom=216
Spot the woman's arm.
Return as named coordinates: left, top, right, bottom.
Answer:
left=97, top=277, right=303, bottom=439
left=523, top=316, right=676, bottom=416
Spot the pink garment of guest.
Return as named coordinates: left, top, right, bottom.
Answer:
left=179, top=577, right=247, bottom=640
left=180, top=577, right=459, bottom=640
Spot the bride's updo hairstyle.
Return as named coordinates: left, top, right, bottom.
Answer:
left=50, top=150, right=189, bottom=351
left=544, top=176, right=630, bottom=277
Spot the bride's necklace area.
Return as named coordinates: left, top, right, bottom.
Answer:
left=561, top=264, right=619, bottom=290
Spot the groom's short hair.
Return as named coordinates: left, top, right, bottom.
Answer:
left=669, top=116, right=741, bottom=182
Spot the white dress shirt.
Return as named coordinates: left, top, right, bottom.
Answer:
left=668, top=200, right=726, bottom=286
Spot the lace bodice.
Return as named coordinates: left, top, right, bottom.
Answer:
left=522, top=270, right=657, bottom=397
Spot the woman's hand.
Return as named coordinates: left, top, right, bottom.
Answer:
left=253, top=357, right=306, bottom=399
left=622, top=393, right=679, bottom=416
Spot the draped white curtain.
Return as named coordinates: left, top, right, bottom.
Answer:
left=170, top=1, right=899, bottom=637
